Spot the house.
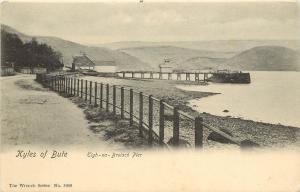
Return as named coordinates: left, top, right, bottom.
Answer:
left=72, top=54, right=117, bottom=73
left=94, top=61, right=117, bottom=73
left=159, top=59, right=173, bottom=73
left=159, top=64, right=173, bottom=73
left=72, top=54, right=95, bottom=70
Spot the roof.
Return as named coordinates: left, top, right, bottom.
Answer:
left=94, top=60, right=116, bottom=66
left=159, top=64, right=173, bottom=68
left=72, top=55, right=95, bottom=67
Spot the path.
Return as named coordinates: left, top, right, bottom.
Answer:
left=1, top=75, right=124, bottom=151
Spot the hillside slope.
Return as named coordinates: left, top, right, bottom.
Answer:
left=119, top=46, right=233, bottom=69
left=100, top=40, right=300, bottom=52
left=3, top=25, right=299, bottom=71
left=222, top=46, right=300, bottom=71
left=1, top=25, right=152, bottom=71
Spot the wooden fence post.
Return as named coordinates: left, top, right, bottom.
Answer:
left=56, top=76, right=58, bottom=92
left=69, top=78, right=71, bottom=94
left=113, top=85, right=116, bottom=115
left=68, top=78, right=70, bottom=94
left=74, top=78, right=76, bottom=95
left=55, top=77, right=58, bottom=91
left=94, top=82, right=98, bottom=106
left=100, top=83, right=103, bottom=108
left=60, top=76, right=63, bottom=93
left=148, top=95, right=153, bottom=146
left=72, top=78, right=75, bottom=95
left=121, top=87, right=124, bottom=118
left=70, top=78, right=73, bottom=95
left=64, top=77, right=66, bottom=93
left=65, top=77, right=68, bottom=94
left=106, top=84, right=109, bottom=112
left=59, top=76, right=61, bottom=93
left=85, top=80, right=88, bottom=101
left=77, top=79, right=79, bottom=96
left=51, top=77, right=53, bottom=90
left=89, top=81, right=92, bottom=104
left=63, top=77, right=66, bottom=93
left=159, top=100, right=165, bottom=146
left=81, top=79, right=83, bottom=98
left=61, top=76, right=63, bottom=93
left=129, top=89, right=133, bottom=125
left=195, top=117, right=203, bottom=149
left=57, top=76, right=59, bottom=92
left=54, top=76, right=56, bottom=91
left=173, top=107, right=180, bottom=147
left=139, top=92, right=143, bottom=136
left=66, top=77, right=68, bottom=93
left=70, top=78, right=72, bottom=94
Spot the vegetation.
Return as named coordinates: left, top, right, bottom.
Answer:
left=1, top=29, right=63, bottom=71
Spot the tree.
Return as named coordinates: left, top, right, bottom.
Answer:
left=1, top=30, right=23, bottom=67
left=1, top=30, right=64, bottom=71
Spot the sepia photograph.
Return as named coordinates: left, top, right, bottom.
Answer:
left=1, top=0, right=300, bottom=191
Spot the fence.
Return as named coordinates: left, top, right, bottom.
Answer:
left=36, top=73, right=241, bottom=149
left=1, top=66, right=15, bottom=76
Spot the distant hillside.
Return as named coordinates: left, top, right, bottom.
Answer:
left=179, top=57, right=226, bottom=71
left=222, top=46, right=300, bottom=71
left=99, top=40, right=300, bottom=52
left=3, top=25, right=299, bottom=71
left=119, top=46, right=233, bottom=70
left=1, top=25, right=152, bottom=71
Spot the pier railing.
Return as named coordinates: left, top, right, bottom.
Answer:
left=116, top=71, right=211, bottom=83
left=36, top=73, right=241, bottom=149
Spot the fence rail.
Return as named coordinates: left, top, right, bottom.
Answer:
left=36, top=73, right=241, bottom=149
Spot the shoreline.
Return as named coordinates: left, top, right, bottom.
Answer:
left=81, top=76, right=300, bottom=149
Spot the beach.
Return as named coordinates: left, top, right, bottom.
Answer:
left=81, top=75, right=300, bottom=150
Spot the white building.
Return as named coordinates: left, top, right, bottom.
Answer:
left=72, top=54, right=95, bottom=70
left=159, top=64, right=173, bottom=73
left=72, top=54, right=117, bottom=73
left=94, top=61, right=117, bottom=73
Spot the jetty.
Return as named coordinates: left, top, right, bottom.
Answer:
left=116, top=70, right=251, bottom=84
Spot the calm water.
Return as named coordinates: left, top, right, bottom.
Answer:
left=177, top=71, right=300, bottom=128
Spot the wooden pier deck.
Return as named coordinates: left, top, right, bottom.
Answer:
left=116, top=71, right=213, bottom=83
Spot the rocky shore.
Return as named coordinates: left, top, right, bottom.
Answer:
left=82, top=76, right=300, bottom=150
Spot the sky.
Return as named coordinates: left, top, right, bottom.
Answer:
left=1, top=1, right=299, bottom=45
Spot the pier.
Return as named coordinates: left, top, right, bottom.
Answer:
left=116, top=70, right=251, bottom=84
left=116, top=71, right=212, bottom=83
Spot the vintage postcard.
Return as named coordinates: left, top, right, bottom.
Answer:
left=1, top=0, right=300, bottom=191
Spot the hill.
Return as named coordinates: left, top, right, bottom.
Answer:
left=99, top=40, right=300, bottom=52
left=1, top=25, right=152, bottom=71
left=3, top=25, right=299, bottom=71
left=222, top=46, right=300, bottom=71
left=179, top=57, right=226, bottom=71
left=118, top=46, right=233, bottom=70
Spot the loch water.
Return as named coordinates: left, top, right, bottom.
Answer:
left=177, top=71, right=300, bottom=128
